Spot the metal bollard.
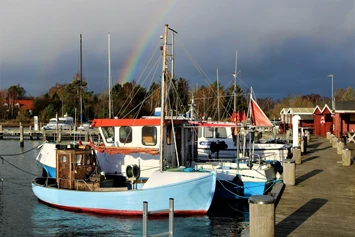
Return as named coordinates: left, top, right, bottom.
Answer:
left=249, top=195, right=275, bottom=237
left=283, top=159, right=295, bottom=186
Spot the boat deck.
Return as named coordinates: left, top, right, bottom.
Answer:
left=275, top=137, right=355, bottom=236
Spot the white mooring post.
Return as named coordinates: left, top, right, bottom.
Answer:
left=342, top=149, right=351, bottom=166
left=337, top=141, right=344, bottom=155
left=249, top=195, right=275, bottom=237
left=283, top=159, right=295, bottom=186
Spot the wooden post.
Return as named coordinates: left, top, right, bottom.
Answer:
left=337, top=142, right=344, bottom=155
left=29, top=126, right=33, bottom=140
left=57, top=126, right=62, bottom=143
left=249, top=195, right=275, bottom=237
left=303, top=136, right=307, bottom=153
left=342, top=149, right=351, bottom=166
left=43, top=131, right=46, bottom=141
left=293, top=147, right=301, bottom=165
left=20, top=123, right=24, bottom=147
left=85, top=132, right=89, bottom=142
left=283, top=159, right=295, bottom=186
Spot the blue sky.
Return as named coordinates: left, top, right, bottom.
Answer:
left=0, top=0, right=354, bottom=100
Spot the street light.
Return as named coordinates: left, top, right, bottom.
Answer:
left=327, top=74, right=334, bottom=111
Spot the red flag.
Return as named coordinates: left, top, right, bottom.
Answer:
left=241, top=110, right=246, bottom=121
left=250, top=98, right=272, bottom=126
left=230, top=112, right=237, bottom=122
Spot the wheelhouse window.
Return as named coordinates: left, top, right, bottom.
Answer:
left=197, top=127, right=202, bottom=138
left=204, top=127, right=214, bottom=138
left=215, top=127, right=227, bottom=138
left=119, top=126, right=132, bottom=143
left=101, top=127, right=115, bottom=143
left=142, top=126, right=157, bottom=146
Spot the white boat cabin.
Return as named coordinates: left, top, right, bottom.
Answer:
left=91, top=117, right=195, bottom=179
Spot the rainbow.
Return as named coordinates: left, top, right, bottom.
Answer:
left=116, top=1, right=173, bottom=85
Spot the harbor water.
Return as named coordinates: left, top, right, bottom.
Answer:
left=0, top=140, right=248, bottom=237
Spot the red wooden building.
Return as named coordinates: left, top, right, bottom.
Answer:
left=313, top=104, right=332, bottom=137
left=332, top=101, right=355, bottom=138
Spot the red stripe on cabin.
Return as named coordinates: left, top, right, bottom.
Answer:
left=91, top=118, right=187, bottom=128
left=92, top=118, right=161, bottom=127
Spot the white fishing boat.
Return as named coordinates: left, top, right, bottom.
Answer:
left=32, top=24, right=216, bottom=215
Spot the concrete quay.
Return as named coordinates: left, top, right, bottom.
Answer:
left=275, top=137, right=355, bottom=236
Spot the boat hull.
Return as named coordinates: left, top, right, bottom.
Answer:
left=196, top=162, right=278, bottom=200
left=32, top=171, right=216, bottom=215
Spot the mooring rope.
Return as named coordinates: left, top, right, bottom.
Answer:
left=0, top=142, right=45, bottom=156
left=0, top=142, right=45, bottom=177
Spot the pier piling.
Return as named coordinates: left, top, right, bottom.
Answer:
left=332, top=137, right=338, bottom=148
left=19, top=123, right=24, bottom=147
left=293, top=147, right=301, bottom=165
left=283, top=159, right=295, bottom=186
left=337, top=141, right=344, bottom=155
left=249, top=195, right=275, bottom=237
left=342, top=149, right=351, bottom=166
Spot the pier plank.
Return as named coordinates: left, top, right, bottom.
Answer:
left=275, top=137, right=355, bottom=236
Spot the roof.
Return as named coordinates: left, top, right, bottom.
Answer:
left=288, top=108, right=314, bottom=114
left=279, top=108, right=289, bottom=115
left=335, top=101, right=355, bottom=112
left=5, top=100, right=33, bottom=110
left=298, top=114, right=314, bottom=120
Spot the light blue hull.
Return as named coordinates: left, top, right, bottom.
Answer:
left=32, top=171, right=216, bottom=215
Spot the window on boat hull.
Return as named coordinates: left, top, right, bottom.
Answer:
left=101, top=127, right=115, bottom=143
left=142, top=126, right=157, bottom=146
left=204, top=127, right=214, bottom=138
left=200, top=127, right=227, bottom=139
left=215, top=127, right=227, bottom=138
left=119, top=126, right=132, bottom=143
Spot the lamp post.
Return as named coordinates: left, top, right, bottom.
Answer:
left=327, top=74, right=334, bottom=111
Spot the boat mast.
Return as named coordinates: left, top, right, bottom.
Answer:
left=108, top=32, right=112, bottom=118
left=233, top=50, right=238, bottom=114
left=160, top=24, right=169, bottom=172
left=80, top=34, right=83, bottom=126
left=217, top=67, right=220, bottom=121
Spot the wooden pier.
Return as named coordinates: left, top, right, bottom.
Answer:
left=275, top=137, right=355, bottom=236
left=0, top=127, right=100, bottom=142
